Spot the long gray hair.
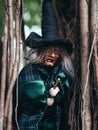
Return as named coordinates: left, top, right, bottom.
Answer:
left=25, top=46, right=74, bottom=79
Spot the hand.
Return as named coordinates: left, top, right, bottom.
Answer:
left=47, top=98, right=54, bottom=106
left=55, top=72, right=69, bottom=87
left=49, top=87, right=60, bottom=97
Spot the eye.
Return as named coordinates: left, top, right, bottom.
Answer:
left=54, top=48, right=60, bottom=55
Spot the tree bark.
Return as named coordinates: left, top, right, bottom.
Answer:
left=4, top=0, right=21, bottom=125
left=79, top=0, right=91, bottom=130
left=90, top=0, right=98, bottom=129
left=0, top=39, right=3, bottom=86
left=8, top=0, right=14, bottom=84
left=3, top=0, right=23, bottom=129
left=0, top=0, right=8, bottom=129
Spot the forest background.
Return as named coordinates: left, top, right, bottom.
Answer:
left=0, top=0, right=98, bottom=130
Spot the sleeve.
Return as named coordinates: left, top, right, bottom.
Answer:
left=18, top=80, right=50, bottom=106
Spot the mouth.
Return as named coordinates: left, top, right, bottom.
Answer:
left=46, top=58, right=57, bottom=63
left=44, top=58, right=57, bottom=66
left=47, top=59, right=56, bottom=62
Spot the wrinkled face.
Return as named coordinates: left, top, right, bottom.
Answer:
left=43, top=46, right=60, bottom=66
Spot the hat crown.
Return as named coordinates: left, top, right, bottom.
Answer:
left=42, top=0, right=60, bottom=39
left=25, top=0, right=73, bottom=55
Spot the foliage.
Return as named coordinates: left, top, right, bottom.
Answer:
left=0, top=0, right=4, bottom=37
left=0, top=0, right=42, bottom=37
left=24, top=0, right=42, bottom=28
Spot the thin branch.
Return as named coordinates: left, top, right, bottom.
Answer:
left=7, top=95, right=12, bottom=130
left=8, top=0, right=14, bottom=84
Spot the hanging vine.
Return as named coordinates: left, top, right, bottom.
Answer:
left=0, top=0, right=24, bottom=129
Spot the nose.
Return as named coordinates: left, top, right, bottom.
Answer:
left=50, top=51, right=56, bottom=57
left=49, top=48, right=58, bottom=57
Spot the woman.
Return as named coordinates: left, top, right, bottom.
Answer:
left=13, top=46, right=74, bottom=130
left=13, top=0, right=74, bottom=129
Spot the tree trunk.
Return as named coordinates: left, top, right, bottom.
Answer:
left=0, top=39, right=3, bottom=86
left=4, top=0, right=23, bottom=129
left=79, top=0, right=91, bottom=130
left=0, top=0, right=23, bottom=129
left=0, top=0, right=8, bottom=129
left=4, top=0, right=14, bottom=124
left=90, top=1, right=98, bottom=130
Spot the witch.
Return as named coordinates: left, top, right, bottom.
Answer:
left=12, top=0, right=74, bottom=130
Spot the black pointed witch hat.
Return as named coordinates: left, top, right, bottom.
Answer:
left=25, top=0, right=73, bottom=55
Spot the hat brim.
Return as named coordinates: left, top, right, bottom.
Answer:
left=25, top=32, right=73, bottom=55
